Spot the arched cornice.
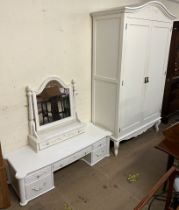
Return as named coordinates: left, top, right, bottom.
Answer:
left=91, top=1, right=176, bottom=20
left=124, top=1, right=176, bottom=20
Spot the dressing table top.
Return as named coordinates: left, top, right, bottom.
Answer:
left=6, top=123, right=111, bottom=179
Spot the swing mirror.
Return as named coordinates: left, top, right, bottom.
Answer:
left=29, top=77, right=75, bottom=132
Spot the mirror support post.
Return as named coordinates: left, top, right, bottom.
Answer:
left=26, top=87, right=35, bottom=135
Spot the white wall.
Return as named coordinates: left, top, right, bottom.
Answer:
left=0, top=0, right=179, bottom=154
left=157, top=0, right=179, bottom=19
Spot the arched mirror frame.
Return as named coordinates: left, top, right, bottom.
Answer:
left=27, top=76, right=76, bottom=133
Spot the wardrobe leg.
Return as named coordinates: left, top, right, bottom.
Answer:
left=114, top=141, right=120, bottom=156
left=154, top=120, right=161, bottom=132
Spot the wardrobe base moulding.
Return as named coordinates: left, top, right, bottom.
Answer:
left=112, top=118, right=161, bottom=156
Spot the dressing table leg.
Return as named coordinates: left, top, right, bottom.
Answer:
left=18, top=178, right=28, bottom=206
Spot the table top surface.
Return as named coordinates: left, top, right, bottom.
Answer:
left=163, top=122, right=179, bottom=142
left=155, top=122, right=179, bottom=159
left=155, top=139, right=179, bottom=159
left=5, top=123, right=111, bottom=178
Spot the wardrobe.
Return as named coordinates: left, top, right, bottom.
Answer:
left=91, top=1, right=175, bottom=155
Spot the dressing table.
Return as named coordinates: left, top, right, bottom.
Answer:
left=5, top=76, right=111, bottom=206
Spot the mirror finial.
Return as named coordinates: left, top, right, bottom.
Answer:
left=71, top=79, right=78, bottom=96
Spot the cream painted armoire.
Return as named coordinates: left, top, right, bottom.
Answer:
left=91, top=1, right=175, bottom=156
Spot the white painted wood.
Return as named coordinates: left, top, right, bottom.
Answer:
left=82, top=136, right=110, bottom=166
left=91, top=1, right=175, bottom=156
left=91, top=1, right=175, bottom=21
left=24, top=166, right=51, bottom=184
left=92, top=14, right=124, bottom=138
left=93, top=79, right=118, bottom=135
left=25, top=173, right=54, bottom=202
left=143, top=21, right=172, bottom=125
left=28, top=76, right=75, bottom=132
left=119, top=19, right=150, bottom=137
left=5, top=123, right=111, bottom=205
left=113, top=141, right=120, bottom=156
left=94, top=16, right=122, bottom=80
left=26, top=76, right=86, bottom=152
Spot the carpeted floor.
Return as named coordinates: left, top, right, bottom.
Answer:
left=7, top=125, right=170, bottom=210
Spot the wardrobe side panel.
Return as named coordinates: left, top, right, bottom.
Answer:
left=92, top=15, right=123, bottom=135
left=93, top=80, right=118, bottom=133
left=143, top=22, right=172, bottom=123
left=93, top=16, right=122, bottom=80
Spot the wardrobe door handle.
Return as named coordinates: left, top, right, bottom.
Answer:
left=144, top=77, right=149, bottom=83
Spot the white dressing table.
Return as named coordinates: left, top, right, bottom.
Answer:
left=5, top=76, right=111, bottom=206
left=6, top=123, right=111, bottom=206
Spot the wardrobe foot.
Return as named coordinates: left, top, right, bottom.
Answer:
left=114, top=141, right=120, bottom=156
left=154, top=120, right=161, bottom=132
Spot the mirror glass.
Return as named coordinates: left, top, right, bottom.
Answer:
left=36, top=81, right=71, bottom=126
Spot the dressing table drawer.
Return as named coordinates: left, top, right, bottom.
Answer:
left=53, top=159, right=68, bottom=171
left=93, top=138, right=106, bottom=149
left=25, top=166, right=51, bottom=184
left=77, top=146, right=92, bottom=159
left=53, top=146, right=92, bottom=172
left=25, top=175, right=54, bottom=200
left=67, top=146, right=92, bottom=164
left=83, top=143, right=109, bottom=166
left=93, top=146, right=107, bottom=163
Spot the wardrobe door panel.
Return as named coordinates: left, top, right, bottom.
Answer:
left=143, top=22, right=171, bottom=123
left=119, top=19, right=150, bottom=136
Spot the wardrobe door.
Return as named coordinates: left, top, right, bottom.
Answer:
left=119, top=19, right=150, bottom=137
left=143, top=21, right=172, bottom=125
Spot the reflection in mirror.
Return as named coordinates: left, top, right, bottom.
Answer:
left=36, top=81, right=71, bottom=126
